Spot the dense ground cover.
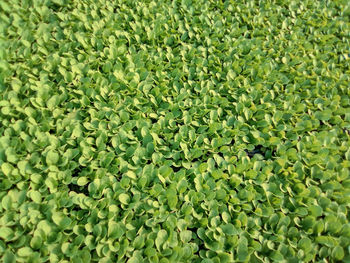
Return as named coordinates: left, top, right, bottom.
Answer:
left=1, top=0, right=350, bottom=262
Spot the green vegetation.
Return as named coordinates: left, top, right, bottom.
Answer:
left=0, top=0, right=350, bottom=262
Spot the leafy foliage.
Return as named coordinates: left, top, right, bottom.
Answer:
left=0, top=0, right=350, bottom=262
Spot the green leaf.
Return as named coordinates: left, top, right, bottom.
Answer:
left=177, top=179, right=188, bottom=193
left=332, top=246, right=344, bottom=261
left=3, top=251, right=16, bottom=263
left=316, top=236, right=336, bottom=247
left=108, top=222, right=124, bottom=239
left=269, top=137, right=281, bottom=145
left=155, top=229, right=168, bottom=251
left=1, top=163, right=13, bottom=176
left=46, top=150, right=60, bottom=165
left=125, top=170, right=137, bottom=180
left=31, top=191, right=42, bottom=203
left=315, top=109, right=332, bottom=121
left=159, top=165, right=172, bottom=178
left=221, top=224, right=238, bottom=235
left=127, top=256, right=140, bottom=263
left=52, top=212, right=72, bottom=229
left=217, top=252, right=233, bottom=263
left=100, top=152, right=115, bottom=167
left=270, top=251, right=284, bottom=262
left=309, top=205, right=323, bottom=217
left=119, top=193, right=130, bottom=205
left=237, top=236, right=249, bottom=262
left=47, top=95, right=60, bottom=110
left=1, top=195, right=12, bottom=210
left=133, top=235, right=145, bottom=249
left=77, top=176, right=89, bottom=186
left=30, top=236, right=43, bottom=250
left=0, top=227, right=14, bottom=241
left=298, top=237, right=312, bottom=252
left=180, top=230, right=192, bottom=243
left=17, top=247, right=32, bottom=257
left=222, top=212, right=231, bottom=224
left=5, top=148, right=17, bottom=163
